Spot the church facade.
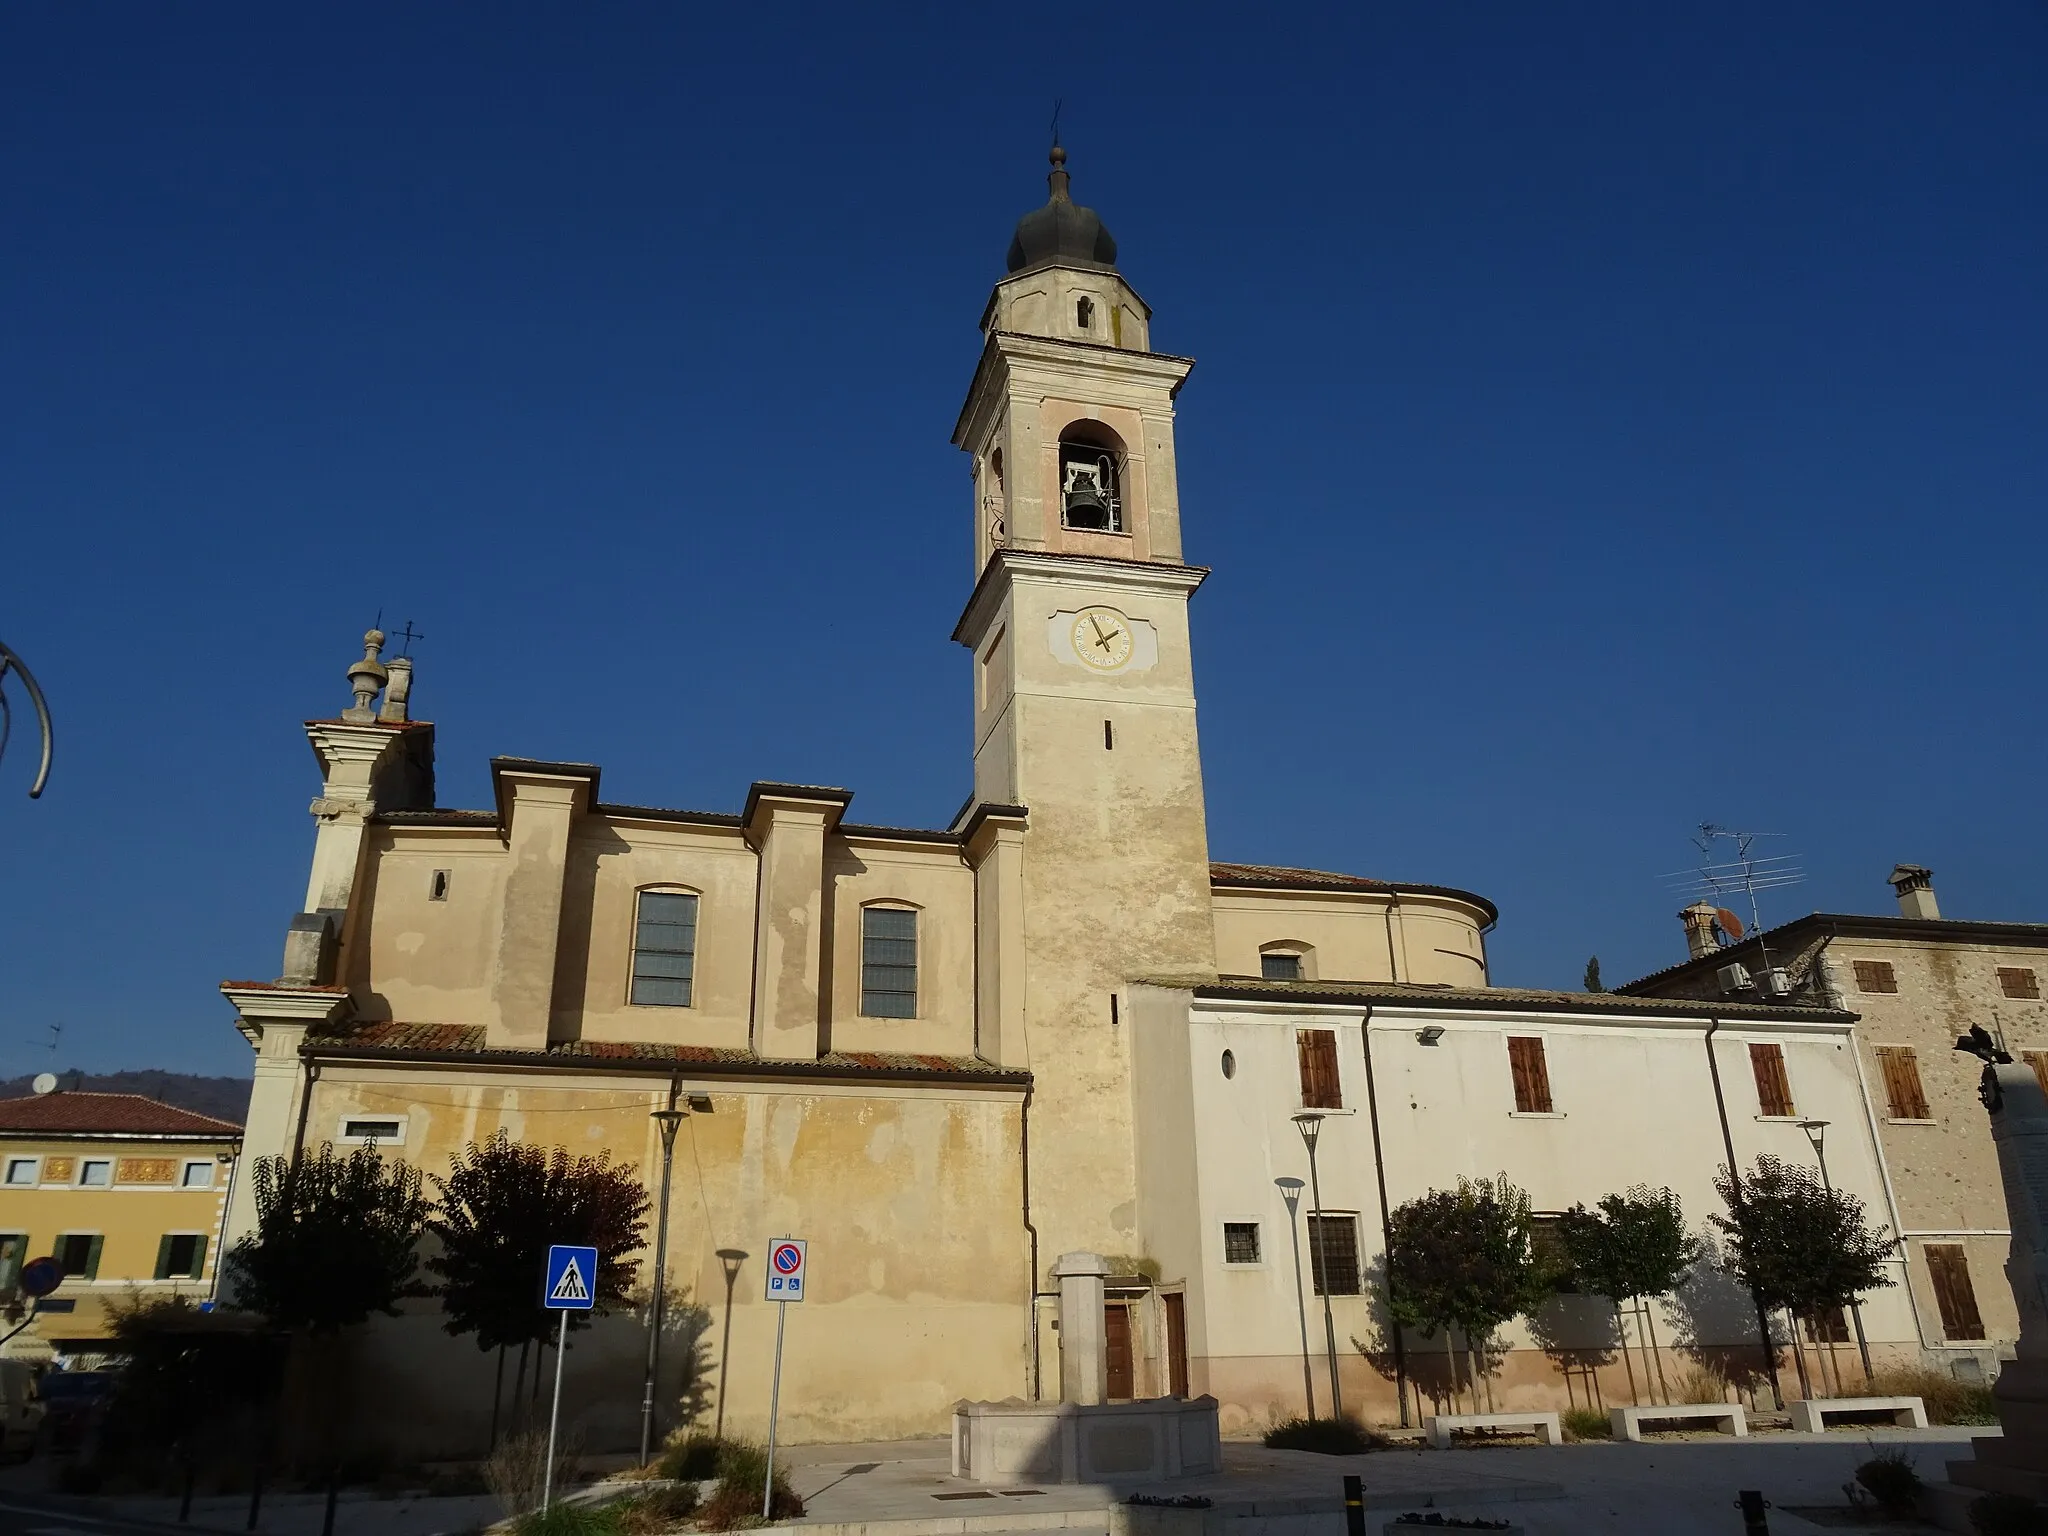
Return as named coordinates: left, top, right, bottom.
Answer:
left=221, top=151, right=1920, bottom=1452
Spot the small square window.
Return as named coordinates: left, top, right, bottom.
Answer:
left=54, top=1233, right=101, bottom=1279
left=156, top=1233, right=206, bottom=1281
left=1996, top=967, right=2040, bottom=1000
left=78, top=1160, right=112, bottom=1188
left=1262, top=952, right=1304, bottom=981
left=181, top=1161, right=214, bottom=1189
left=4, top=1158, right=38, bottom=1187
left=1853, top=960, right=1898, bottom=994
left=1222, top=1222, right=1261, bottom=1265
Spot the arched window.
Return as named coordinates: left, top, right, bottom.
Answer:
left=1057, top=422, right=1124, bottom=533
left=1076, top=296, right=1095, bottom=330
left=631, top=888, right=699, bottom=1006
left=1260, top=942, right=1313, bottom=982
left=860, top=905, right=918, bottom=1018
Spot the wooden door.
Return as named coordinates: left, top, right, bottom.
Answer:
left=1163, top=1292, right=1189, bottom=1398
left=1105, top=1303, right=1135, bottom=1400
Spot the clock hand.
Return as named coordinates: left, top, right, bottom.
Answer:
left=1089, top=617, right=1111, bottom=643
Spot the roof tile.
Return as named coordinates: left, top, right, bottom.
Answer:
left=0, top=1092, right=243, bottom=1136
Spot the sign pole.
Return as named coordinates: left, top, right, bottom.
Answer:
left=763, top=1299, right=788, bottom=1520
left=543, top=1306, right=568, bottom=1510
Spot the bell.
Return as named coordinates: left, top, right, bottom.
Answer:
left=1062, top=461, right=1112, bottom=530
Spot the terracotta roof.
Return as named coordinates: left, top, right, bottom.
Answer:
left=1209, top=863, right=1500, bottom=923
left=1183, top=977, right=1853, bottom=1022
left=307, top=1019, right=1029, bottom=1085
left=1617, top=911, right=2048, bottom=994
left=0, top=1092, right=243, bottom=1136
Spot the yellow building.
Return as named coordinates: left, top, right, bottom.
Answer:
left=0, top=1089, right=240, bottom=1361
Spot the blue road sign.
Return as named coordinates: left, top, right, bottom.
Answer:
left=544, top=1244, right=599, bottom=1310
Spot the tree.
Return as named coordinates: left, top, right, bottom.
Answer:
left=1711, top=1156, right=1894, bottom=1396
left=1583, top=957, right=1605, bottom=993
left=228, top=1143, right=429, bottom=1333
left=1383, top=1176, right=1550, bottom=1411
left=1554, top=1186, right=1703, bottom=1403
left=428, top=1132, right=650, bottom=1431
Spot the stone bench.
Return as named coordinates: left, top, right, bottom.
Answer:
left=1423, top=1410, right=1562, bottom=1449
left=1609, top=1402, right=1747, bottom=1441
left=1787, top=1395, right=1928, bottom=1432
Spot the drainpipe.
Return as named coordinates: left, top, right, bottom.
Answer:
left=1021, top=1085, right=1046, bottom=1399
left=1358, top=1006, right=1410, bottom=1426
left=289, top=1058, right=322, bottom=1173
left=1703, top=1017, right=1783, bottom=1408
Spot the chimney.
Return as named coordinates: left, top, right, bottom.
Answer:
left=1680, top=901, right=1722, bottom=960
left=1889, top=864, right=1940, bottom=920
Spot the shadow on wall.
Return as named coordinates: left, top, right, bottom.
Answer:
left=1349, top=1256, right=1510, bottom=1417
left=1666, top=1252, right=1782, bottom=1397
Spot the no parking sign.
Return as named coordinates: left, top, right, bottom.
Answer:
left=766, top=1237, right=807, bottom=1301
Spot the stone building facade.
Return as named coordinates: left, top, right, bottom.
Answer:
left=1621, top=866, right=2048, bottom=1376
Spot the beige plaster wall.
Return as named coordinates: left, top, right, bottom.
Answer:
left=1211, top=891, right=1490, bottom=987
left=301, top=1067, right=1029, bottom=1447
left=349, top=828, right=507, bottom=1027
left=823, top=838, right=975, bottom=1057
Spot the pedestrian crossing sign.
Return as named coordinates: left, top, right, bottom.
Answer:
left=544, top=1244, right=599, bottom=1310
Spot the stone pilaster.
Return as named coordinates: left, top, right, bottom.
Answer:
left=487, top=760, right=595, bottom=1050
left=965, top=803, right=1030, bottom=1070
left=743, top=783, right=850, bottom=1060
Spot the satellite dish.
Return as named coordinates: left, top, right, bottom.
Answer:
left=31, top=1073, right=57, bottom=1096
left=1714, top=907, right=1746, bottom=941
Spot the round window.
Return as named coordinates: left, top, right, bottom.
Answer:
left=1220, top=1049, right=1236, bottom=1080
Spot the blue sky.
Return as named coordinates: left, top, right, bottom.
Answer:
left=3, top=4, right=2043, bottom=1078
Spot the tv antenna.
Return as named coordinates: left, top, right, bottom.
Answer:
left=44, top=1022, right=62, bottom=1057
left=1661, top=824, right=1806, bottom=976
left=392, top=620, right=425, bottom=658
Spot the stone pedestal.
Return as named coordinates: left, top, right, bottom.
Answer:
left=1056, top=1250, right=1111, bottom=1406
left=1942, top=1061, right=2048, bottom=1512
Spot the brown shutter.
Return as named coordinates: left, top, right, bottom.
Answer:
left=1508, top=1037, right=1552, bottom=1113
left=2026, top=1051, right=2048, bottom=1101
left=1749, top=1043, right=1794, bottom=1117
left=1297, top=1029, right=1342, bottom=1110
left=1998, top=967, right=2040, bottom=1000
left=1852, top=960, right=1898, bottom=994
left=1876, top=1046, right=1930, bottom=1120
left=1925, top=1244, right=1986, bottom=1341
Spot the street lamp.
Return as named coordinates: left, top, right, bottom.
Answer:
left=1796, top=1118, right=1874, bottom=1382
left=638, top=1105, right=688, bottom=1465
left=1274, top=1177, right=1315, bottom=1420
left=1291, top=1111, right=1344, bottom=1421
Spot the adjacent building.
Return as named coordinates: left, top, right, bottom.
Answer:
left=0, top=1089, right=241, bottom=1361
left=1620, top=865, right=2048, bottom=1378
left=218, top=148, right=1926, bottom=1450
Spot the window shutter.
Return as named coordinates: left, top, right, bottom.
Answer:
left=1925, top=1245, right=1986, bottom=1341
left=190, top=1234, right=208, bottom=1280
left=83, top=1234, right=103, bottom=1281
left=1508, top=1037, right=1552, bottom=1113
left=1997, top=967, right=2040, bottom=1000
left=2026, top=1052, right=2048, bottom=1101
left=153, top=1235, right=174, bottom=1281
left=1297, top=1030, right=1342, bottom=1109
left=1749, top=1043, right=1794, bottom=1117
left=1852, top=960, right=1898, bottom=994
left=1876, top=1047, right=1929, bottom=1120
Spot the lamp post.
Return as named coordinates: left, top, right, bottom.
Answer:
left=638, top=1106, right=687, bottom=1465
left=1274, top=1177, right=1316, bottom=1420
left=1291, top=1112, right=1344, bottom=1421
left=1796, top=1118, right=1874, bottom=1382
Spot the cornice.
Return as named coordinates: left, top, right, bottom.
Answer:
left=952, top=549, right=1209, bottom=647
left=952, top=332, right=1195, bottom=447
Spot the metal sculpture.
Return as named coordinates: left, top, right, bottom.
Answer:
left=0, top=640, right=53, bottom=797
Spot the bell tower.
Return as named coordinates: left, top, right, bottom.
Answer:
left=953, top=147, right=1217, bottom=1265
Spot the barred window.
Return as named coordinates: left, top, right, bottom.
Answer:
left=630, top=890, right=698, bottom=1007
left=1262, top=951, right=1304, bottom=981
left=1307, top=1214, right=1361, bottom=1295
left=1222, top=1222, right=1261, bottom=1265
left=861, top=907, right=918, bottom=1018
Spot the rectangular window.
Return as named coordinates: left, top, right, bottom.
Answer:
left=1997, top=967, right=2040, bottom=1000
left=1853, top=959, right=1898, bottom=994
left=78, top=1160, right=112, bottom=1188
left=4, top=1158, right=37, bottom=1186
left=54, top=1233, right=102, bottom=1280
left=1306, top=1214, right=1362, bottom=1296
left=1508, top=1036, right=1554, bottom=1113
left=1925, top=1244, right=1986, bottom=1341
left=630, top=890, right=698, bottom=1007
left=2028, top=1052, right=2048, bottom=1101
left=1875, top=1046, right=1931, bottom=1120
left=860, top=907, right=918, bottom=1018
left=1262, top=952, right=1303, bottom=981
left=1749, top=1043, right=1795, bottom=1117
left=1296, top=1029, right=1342, bottom=1109
left=341, top=1119, right=402, bottom=1142
left=181, top=1161, right=214, bottom=1188
left=1222, top=1222, right=1261, bottom=1265
left=154, top=1233, right=207, bottom=1281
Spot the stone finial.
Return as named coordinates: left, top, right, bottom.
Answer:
left=379, top=655, right=412, bottom=723
left=343, top=629, right=388, bottom=722
left=1680, top=901, right=1722, bottom=961
left=1047, top=143, right=1071, bottom=203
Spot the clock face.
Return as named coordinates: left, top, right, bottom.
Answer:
left=1070, top=607, right=1134, bottom=671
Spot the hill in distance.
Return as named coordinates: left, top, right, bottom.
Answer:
left=0, top=1070, right=250, bottom=1126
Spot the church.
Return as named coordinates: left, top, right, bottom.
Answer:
left=220, top=149, right=1915, bottom=1453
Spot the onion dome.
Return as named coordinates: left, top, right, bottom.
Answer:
left=1005, top=146, right=1118, bottom=274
